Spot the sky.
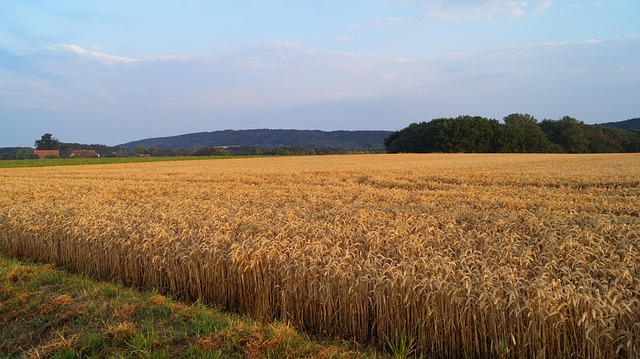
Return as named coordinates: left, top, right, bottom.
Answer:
left=1, top=0, right=639, bottom=147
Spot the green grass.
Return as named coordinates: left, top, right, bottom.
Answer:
left=0, top=252, right=387, bottom=358
left=0, top=156, right=227, bottom=168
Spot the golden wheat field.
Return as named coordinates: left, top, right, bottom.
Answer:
left=1, top=154, right=639, bottom=358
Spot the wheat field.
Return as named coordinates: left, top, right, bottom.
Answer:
left=1, top=154, right=638, bottom=358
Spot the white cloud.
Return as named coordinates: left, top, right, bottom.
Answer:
left=536, top=0, right=552, bottom=12
left=58, top=44, right=137, bottom=65
left=59, top=44, right=87, bottom=55
left=578, top=39, right=602, bottom=45
left=505, top=1, right=528, bottom=17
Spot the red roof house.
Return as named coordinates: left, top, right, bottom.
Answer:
left=33, top=150, right=60, bottom=159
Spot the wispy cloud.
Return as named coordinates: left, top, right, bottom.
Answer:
left=374, top=0, right=553, bottom=24
left=423, top=0, right=503, bottom=21
left=371, top=17, right=419, bottom=27
left=505, top=1, right=528, bottom=18
left=334, top=37, right=353, bottom=43
left=58, top=44, right=137, bottom=65
left=536, top=0, right=552, bottom=12
left=578, top=39, right=602, bottom=45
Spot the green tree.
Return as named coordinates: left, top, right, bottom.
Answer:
left=158, top=148, right=178, bottom=157
left=386, top=114, right=640, bottom=154
left=15, top=148, right=38, bottom=159
left=384, top=121, right=442, bottom=153
left=626, top=130, right=640, bottom=152
left=585, top=126, right=624, bottom=153
left=193, top=147, right=231, bottom=156
left=540, top=116, right=589, bottom=153
left=147, top=146, right=160, bottom=156
left=385, top=116, right=502, bottom=153
left=437, top=116, right=502, bottom=153
left=35, top=133, right=60, bottom=150
left=500, top=114, right=553, bottom=153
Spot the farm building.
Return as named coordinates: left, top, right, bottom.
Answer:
left=33, top=150, right=60, bottom=159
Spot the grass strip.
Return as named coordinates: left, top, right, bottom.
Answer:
left=0, top=252, right=383, bottom=358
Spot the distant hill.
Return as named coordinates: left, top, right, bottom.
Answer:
left=118, top=129, right=394, bottom=150
left=598, top=118, right=640, bottom=130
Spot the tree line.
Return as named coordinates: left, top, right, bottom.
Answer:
left=0, top=133, right=375, bottom=160
left=384, top=114, right=640, bottom=153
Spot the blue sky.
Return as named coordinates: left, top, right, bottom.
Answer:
left=1, top=0, right=638, bottom=147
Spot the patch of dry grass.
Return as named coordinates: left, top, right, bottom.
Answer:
left=0, top=254, right=374, bottom=357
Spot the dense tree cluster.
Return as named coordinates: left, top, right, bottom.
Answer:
left=384, top=114, right=640, bottom=153
left=35, top=133, right=60, bottom=150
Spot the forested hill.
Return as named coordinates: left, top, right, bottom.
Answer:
left=384, top=114, right=640, bottom=154
left=118, top=129, right=393, bottom=150
left=599, top=118, right=640, bottom=130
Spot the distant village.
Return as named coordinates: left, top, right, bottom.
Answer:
left=33, top=149, right=100, bottom=159
left=3, top=133, right=105, bottom=160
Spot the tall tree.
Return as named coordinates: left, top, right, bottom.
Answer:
left=35, top=133, right=60, bottom=150
left=384, top=121, right=442, bottom=153
left=500, top=114, right=553, bottom=153
left=135, top=145, right=146, bottom=155
left=540, top=116, right=589, bottom=153
left=437, top=116, right=502, bottom=153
